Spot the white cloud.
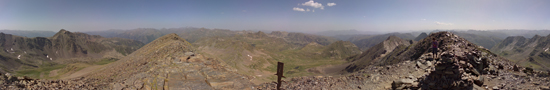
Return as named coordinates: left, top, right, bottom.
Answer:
left=327, top=3, right=336, bottom=6
left=302, top=0, right=324, bottom=9
left=293, top=7, right=306, bottom=12
left=422, top=19, right=426, bottom=21
left=306, top=8, right=310, bottom=12
left=435, top=21, right=453, bottom=25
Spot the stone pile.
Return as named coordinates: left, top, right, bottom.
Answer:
left=257, top=75, right=366, bottom=90
left=0, top=73, right=98, bottom=89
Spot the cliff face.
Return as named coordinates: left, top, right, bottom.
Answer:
left=491, top=34, right=550, bottom=70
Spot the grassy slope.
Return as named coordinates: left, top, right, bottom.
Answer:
left=194, top=33, right=357, bottom=81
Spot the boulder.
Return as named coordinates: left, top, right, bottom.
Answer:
left=474, top=76, right=484, bottom=86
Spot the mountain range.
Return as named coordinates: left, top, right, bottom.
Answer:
left=1, top=29, right=550, bottom=89
left=0, top=29, right=143, bottom=77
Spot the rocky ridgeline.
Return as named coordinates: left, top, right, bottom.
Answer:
left=258, top=32, right=550, bottom=90
left=0, top=73, right=98, bottom=89
left=256, top=75, right=366, bottom=90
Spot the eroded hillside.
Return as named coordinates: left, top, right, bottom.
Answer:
left=0, top=29, right=143, bottom=75
left=259, top=31, right=550, bottom=90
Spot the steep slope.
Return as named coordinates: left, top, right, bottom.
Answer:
left=259, top=31, right=550, bottom=90
left=413, top=32, right=428, bottom=41
left=85, top=33, right=253, bottom=89
left=0, top=29, right=143, bottom=73
left=350, top=33, right=415, bottom=50
left=322, top=41, right=362, bottom=59
left=491, top=35, right=550, bottom=70
left=345, top=36, right=412, bottom=72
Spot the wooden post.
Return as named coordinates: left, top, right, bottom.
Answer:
left=275, top=62, right=285, bottom=90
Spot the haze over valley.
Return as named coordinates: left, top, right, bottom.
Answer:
left=1, top=0, right=550, bottom=89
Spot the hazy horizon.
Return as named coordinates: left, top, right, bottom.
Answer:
left=1, top=0, right=549, bottom=32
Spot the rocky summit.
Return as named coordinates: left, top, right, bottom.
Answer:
left=2, top=31, right=550, bottom=90
left=1, top=33, right=254, bottom=89
left=258, top=31, right=550, bottom=90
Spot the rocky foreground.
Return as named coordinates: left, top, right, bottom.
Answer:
left=258, top=32, right=550, bottom=90
left=2, top=32, right=550, bottom=90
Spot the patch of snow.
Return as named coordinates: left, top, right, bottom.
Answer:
left=11, top=48, right=13, bottom=51
left=17, top=55, right=21, bottom=59
left=545, top=48, right=549, bottom=52
left=50, top=58, right=52, bottom=60
left=46, top=55, right=49, bottom=58
left=24, top=51, right=26, bottom=54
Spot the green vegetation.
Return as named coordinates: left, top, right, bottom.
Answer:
left=15, top=64, right=66, bottom=79
left=195, top=33, right=356, bottom=80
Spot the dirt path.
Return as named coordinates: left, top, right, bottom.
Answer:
left=60, top=65, right=105, bottom=80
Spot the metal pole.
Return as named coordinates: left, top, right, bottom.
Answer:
left=275, top=62, right=285, bottom=90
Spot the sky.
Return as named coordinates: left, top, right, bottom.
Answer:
left=0, top=0, right=549, bottom=32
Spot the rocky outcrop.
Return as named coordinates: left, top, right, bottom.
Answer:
left=0, top=72, right=99, bottom=89
left=259, top=31, right=550, bottom=90
left=85, top=33, right=253, bottom=89
left=345, top=36, right=412, bottom=72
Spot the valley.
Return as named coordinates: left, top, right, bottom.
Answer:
left=1, top=29, right=550, bottom=90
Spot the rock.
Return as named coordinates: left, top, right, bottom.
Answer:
left=471, top=69, right=480, bottom=76
left=113, top=83, right=124, bottom=90
left=474, top=76, right=484, bottom=86
left=541, top=86, right=550, bottom=90
left=513, top=65, right=519, bottom=71
left=493, top=86, right=499, bottom=90
left=391, top=79, right=415, bottom=89
left=426, top=61, right=433, bottom=67
left=417, top=61, right=427, bottom=69
left=185, top=52, right=195, bottom=56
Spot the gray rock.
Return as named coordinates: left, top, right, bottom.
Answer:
left=474, top=76, right=484, bottom=86
left=185, top=52, right=195, bottom=56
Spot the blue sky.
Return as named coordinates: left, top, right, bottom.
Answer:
left=0, top=0, right=549, bottom=32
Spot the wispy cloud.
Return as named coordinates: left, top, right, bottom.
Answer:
left=327, top=3, right=336, bottom=7
left=435, top=21, right=453, bottom=25
left=422, top=19, right=426, bottom=21
left=302, top=0, right=324, bottom=9
left=293, top=7, right=306, bottom=12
